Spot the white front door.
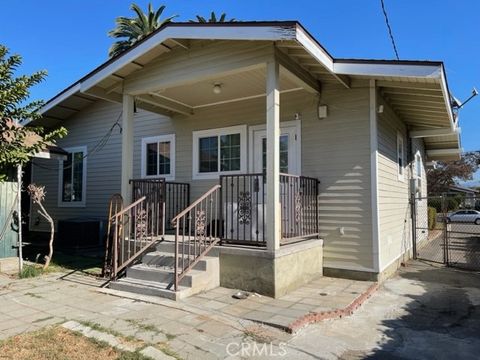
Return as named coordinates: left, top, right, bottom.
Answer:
left=250, top=122, right=300, bottom=175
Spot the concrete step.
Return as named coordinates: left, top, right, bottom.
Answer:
left=109, top=278, right=190, bottom=301
left=156, top=241, right=220, bottom=256
left=142, top=251, right=217, bottom=271
left=126, top=263, right=206, bottom=287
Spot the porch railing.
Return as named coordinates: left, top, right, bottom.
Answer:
left=165, top=182, right=190, bottom=231
left=110, top=196, right=160, bottom=278
left=220, top=174, right=266, bottom=245
left=170, top=185, right=221, bottom=291
left=280, top=173, right=319, bottom=241
left=130, top=178, right=191, bottom=233
left=130, top=178, right=165, bottom=237
left=220, top=173, right=319, bottom=245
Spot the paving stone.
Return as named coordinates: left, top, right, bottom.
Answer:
left=141, top=346, right=177, bottom=360
left=202, top=299, right=230, bottom=310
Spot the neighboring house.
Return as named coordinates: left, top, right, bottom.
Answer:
left=448, top=185, right=479, bottom=208
left=27, top=22, right=461, bottom=298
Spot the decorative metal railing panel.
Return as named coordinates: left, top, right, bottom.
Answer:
left=130, top=178, right=166, bottom=237
left=220, top=173, right=319, bottom=245
left=280, top=174, right=320, bottom=240
left=220, top=174, right=266, bottom=245
left=109, top=196, right=160, bottom=278
left=171, top=185, right=221, bottom=291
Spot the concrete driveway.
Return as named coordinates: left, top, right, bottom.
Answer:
left=290, top=261, right=480, bottom=359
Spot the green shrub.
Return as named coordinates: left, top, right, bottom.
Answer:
left=428, top=207, right=437, bottom=230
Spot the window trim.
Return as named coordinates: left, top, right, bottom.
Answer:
left=140, top=134, right=176, bottom=181
left=58, top=145, right=87, bottom=208
left=192, top=125, right=247, bottom=180
left=396, top=132, right=405, bottom=182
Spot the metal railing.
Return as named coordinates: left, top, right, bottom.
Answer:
left=130, top=178, right=165, bottom=237
left=280, top=173, right=320, bottom=241
left=220, top=174, right=266, bottom=245
left=110, top=196, right=160, bottom=279
left=165, top=182, right=190, bottom=231
left=170, top=185, right=221, bottom=291
left=220, top=173, right=319, bottom=245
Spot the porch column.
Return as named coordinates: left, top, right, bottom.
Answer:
left=265, top=58, right=281, bottom=252
left=121, top=93, right=134, bottom=202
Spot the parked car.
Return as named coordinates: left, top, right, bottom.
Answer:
left=446, top=210, right=480, bottom=224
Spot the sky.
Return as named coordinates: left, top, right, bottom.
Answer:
left=1, top=1, right=479, bottom=163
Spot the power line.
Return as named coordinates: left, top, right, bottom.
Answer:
left=380, top=0, right=400, bottom=60
left=32, top=111, right=123, bottom=172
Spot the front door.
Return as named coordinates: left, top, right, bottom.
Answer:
left=251, top=123, right=300, bottom=175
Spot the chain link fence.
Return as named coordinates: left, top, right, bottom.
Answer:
left=414, top=194, right=480, bottom=271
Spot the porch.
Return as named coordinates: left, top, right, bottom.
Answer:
left=106, top=172, right=321, bottom=298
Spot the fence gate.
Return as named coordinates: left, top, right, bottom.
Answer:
left=413, top=194, right=480, bottom=271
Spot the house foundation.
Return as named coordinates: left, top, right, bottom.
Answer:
left=216, top=239, right=323, bottom=298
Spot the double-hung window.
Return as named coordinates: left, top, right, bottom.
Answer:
left=58, top=146, right=87, bottom=207
left=193, top=125, right=247, bottom=179
left=397, top=132, right=405, bottom=181
left=141, top=134, right=175, bottom=180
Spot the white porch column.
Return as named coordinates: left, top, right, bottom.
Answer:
left=121, top=94, right=134, bottom=202
left=266, top=58, right=281, bottom=252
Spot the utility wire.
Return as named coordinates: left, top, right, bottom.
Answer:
left=32, top=111, right=123, bottom=172
left=380, top=0, right=400, bottom=60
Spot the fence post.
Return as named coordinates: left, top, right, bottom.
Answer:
left=410, top=192, right=417, bottom=260
left=441, top=194, right=448, bottom=265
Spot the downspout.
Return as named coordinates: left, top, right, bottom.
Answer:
left=407, top=132, right=417, bottom=259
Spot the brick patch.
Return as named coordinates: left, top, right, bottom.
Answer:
left=287, top=282, right=379, bottom=333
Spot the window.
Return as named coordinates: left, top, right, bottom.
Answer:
left=415, top=152, right=422, bottom=179
left=261, top=135, right=289, bottom=174
left=397, top=132, right=405, bottom=181
left=193, top=125, right=247, bottom=179
left=141, top=134, right=175, bottom=180
left=58, top=146, right=87, bottom=207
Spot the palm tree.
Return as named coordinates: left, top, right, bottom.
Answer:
left=190, top=12, right=236, bottom=23
left=108, top=3, right=177, bottom=58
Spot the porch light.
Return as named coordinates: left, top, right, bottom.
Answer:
left=213, top=83, right=222, bottom=94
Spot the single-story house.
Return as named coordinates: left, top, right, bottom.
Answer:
left=27, top=21, right=461, bottom=298
left=448, top=185, right=479, bottom=208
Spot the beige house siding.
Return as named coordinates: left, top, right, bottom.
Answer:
left=31, top=81, right=374, bottom=272
left=376, top=96, right=427, bottom=271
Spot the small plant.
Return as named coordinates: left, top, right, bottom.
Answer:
left=427, top=207, right=437, bottom=230
left=19, top=264, right=43, bottom=278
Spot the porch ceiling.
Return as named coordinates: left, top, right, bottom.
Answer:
left=136, top=66, right=302, bottom=111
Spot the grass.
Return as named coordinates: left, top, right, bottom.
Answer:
left=126, top=319, right=176, bottom=340
left=0, top=326, right=121, bottom=360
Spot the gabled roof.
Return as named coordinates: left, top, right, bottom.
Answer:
left=33, top=21, right=461, bottom=160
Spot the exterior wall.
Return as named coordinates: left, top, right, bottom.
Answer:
left=30, top=100, right=122, bottom=232
left=376, top=95, right=427, bottom=272
left=31, top=82, right=373, bottom=273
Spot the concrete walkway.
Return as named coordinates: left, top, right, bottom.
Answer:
left=182, top=277, right=375, bottom=332
left=1, top=261, right=479, bottom=359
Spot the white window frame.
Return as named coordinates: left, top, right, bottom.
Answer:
left=58, top=145, right=87, bottom=208
left=192, top=125, right=247, bottom=180
left=141, top=134, right=176, bottom=181
left=248, top=120, right=302, bottom=175
left=397, top=132, right=405, bottom=182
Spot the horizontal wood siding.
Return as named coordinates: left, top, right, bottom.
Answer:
left=377, top=95, right=427, bottom=270
left=30, top=100, right=123, bottom=232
